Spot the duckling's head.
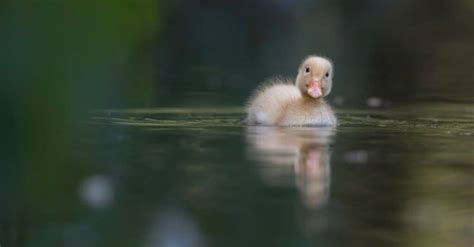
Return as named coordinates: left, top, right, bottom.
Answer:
left=296, top=56, right=334, bottom=99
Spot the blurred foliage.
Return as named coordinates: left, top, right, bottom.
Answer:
left=153, top=0, right=473, bottom=105
left=0, top=1, right=161, bottom=244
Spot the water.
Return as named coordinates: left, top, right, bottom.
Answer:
left=3, top=103, right=473, bottom=246
left=86, top=103, right=472, bottom=246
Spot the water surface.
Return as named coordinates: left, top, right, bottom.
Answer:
left=82, top=103, right=473, bottom=246
left=5, top=103, right=473, bottom=247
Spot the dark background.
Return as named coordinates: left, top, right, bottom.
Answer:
left=1, top=0, right=472, bottom=111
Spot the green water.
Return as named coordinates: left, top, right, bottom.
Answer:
left=84, top=103, right=474, bottom=246
left=6, top=103, right=474, bottom=246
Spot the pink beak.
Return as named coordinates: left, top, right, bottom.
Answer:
left=307, top=80, right=322, bottom=98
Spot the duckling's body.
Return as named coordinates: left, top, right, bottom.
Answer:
left=278, top=97, right=336, bottom=126
left=246, top=56, right=337, bottom=126
left=246, top=81, right=300, bottom=125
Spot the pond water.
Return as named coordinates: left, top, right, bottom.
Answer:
left=4, top=103, right=473, bottom=246
left=77, top=103, right=473, bottom=247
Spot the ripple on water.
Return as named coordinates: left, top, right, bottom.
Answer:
left=88, top=103, right=474, bottom=137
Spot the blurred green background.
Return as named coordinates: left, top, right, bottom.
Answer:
left=1, top=0, right=473, bottom=246
left=2, top=0, right=472, bottom=110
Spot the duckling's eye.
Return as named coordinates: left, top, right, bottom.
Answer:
left=305, top=67, right=310, bottom=73
left=325, top=72, right=329, bottom=77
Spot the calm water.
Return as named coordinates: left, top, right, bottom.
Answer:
left=5, top=103, right=473, bottom=246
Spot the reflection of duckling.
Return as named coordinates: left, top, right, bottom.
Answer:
left=246, top=56, right=337, bottom=126
left=295, top=144, right=330, bottom=209
left=246, top=127, right=333, bottom=209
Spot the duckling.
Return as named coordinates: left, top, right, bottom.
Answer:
left=246, top=56, right=337, bottom=126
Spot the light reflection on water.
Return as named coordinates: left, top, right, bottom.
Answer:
left=146, top=208, right=205, bottom=247
left=79, top=175, right=114, bottom=210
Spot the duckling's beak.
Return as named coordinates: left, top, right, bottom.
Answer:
left=307, top=80, right=322, bottom=98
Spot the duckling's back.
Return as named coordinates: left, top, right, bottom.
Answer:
left=246, top=81, right=301, bottom=125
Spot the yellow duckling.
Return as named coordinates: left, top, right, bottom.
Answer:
left=246, top=56, right=336, bottom=126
